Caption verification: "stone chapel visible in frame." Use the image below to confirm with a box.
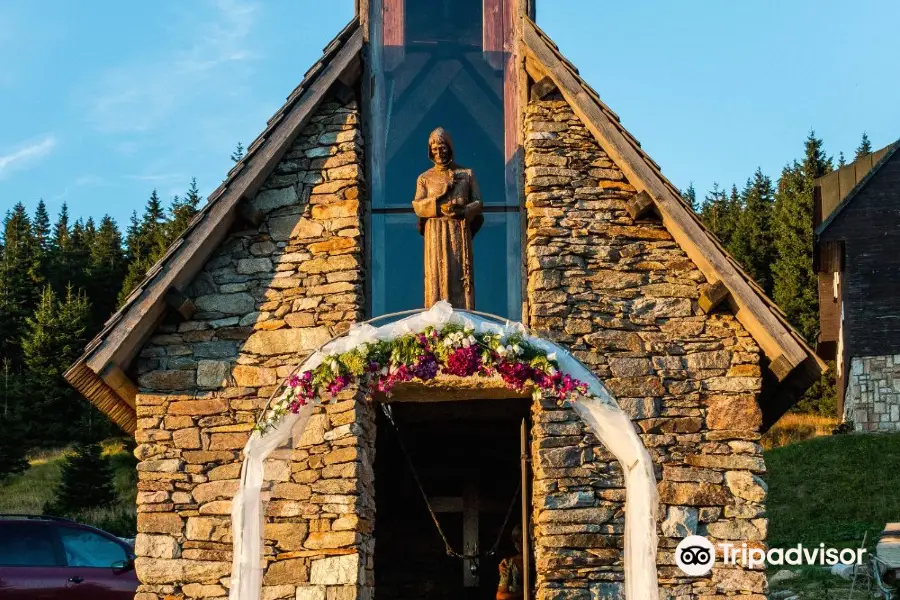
[65,2,826,600]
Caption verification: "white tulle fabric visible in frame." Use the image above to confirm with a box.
[229,301,659,600]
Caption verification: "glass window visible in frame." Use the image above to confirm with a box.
[59,527,127,568]
[370,0,522,320]
[0,522,61,566]
[371,212,521,318]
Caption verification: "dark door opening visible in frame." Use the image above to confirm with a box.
[374,399,532,600]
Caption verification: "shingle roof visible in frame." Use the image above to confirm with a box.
[64,18,363,433]
[522,18,826,427]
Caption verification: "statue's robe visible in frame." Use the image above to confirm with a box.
[412,164,483,310]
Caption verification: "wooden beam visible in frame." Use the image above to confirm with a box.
[164,287,196,320]
[698,280,730,314]
[769,354,795,382]
[530,75,558,101]
[99,363,137,410]
[522,20,813,371]
[86,28,363,374]
[626,190,655,220]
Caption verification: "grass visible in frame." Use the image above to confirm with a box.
[761,412,839,450]
[0,438,138,537]
[763,431,900,599]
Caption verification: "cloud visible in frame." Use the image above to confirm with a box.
[0,135,56,178]
[81,0,260,134]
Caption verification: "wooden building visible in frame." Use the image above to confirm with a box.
[65,2,825,599]
[814,142,900,431]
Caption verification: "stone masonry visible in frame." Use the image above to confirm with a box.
[128,91,773,600]
[845,355,900,431]
[132,95,377,600]
[524,94,769,600]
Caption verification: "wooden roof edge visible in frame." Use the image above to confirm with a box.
[65,22,364,425]
[64,361,137,435]
[815,140,900,236]
[522,18,826,393]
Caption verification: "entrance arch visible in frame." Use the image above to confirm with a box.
[229,302,659,600]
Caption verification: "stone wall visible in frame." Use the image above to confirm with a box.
[524,95,768,600]
[132,95,376,600]
[845,355,900,431]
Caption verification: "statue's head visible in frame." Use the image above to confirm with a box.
[428,128,454,166]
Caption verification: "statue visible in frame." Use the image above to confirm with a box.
[413,128,484,310]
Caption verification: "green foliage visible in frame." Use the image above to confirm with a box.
[231,141,245,163]
[729,169,775,294]
[22,285,96,445]
[772,132,832,342]
[45,442,117,516]
[0,414,30,482]
[793,361,837,416]
[0,203,43,367]
[680,182,698,211]
[699,182,739,247]
[854,131,873,160]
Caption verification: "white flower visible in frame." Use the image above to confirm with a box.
[497,346,508,356]
[547,352,557,362]
[380,367,389,376]
[512,344,522,356]
[467,335,476,345]
[462,339,471,348]
[330,360,340,374]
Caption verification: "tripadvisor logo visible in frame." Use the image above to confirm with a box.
[675,535,867,576]
[675,536,716,576]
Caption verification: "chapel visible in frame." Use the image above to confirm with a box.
[65,2,826,599]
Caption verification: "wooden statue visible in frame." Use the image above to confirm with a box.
[413,128,484,310]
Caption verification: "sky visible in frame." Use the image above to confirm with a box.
[1,0,899,229]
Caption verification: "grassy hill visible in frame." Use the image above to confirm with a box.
[0,439,137,537]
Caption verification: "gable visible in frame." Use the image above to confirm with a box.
[818,147,900,241]
[520,18,825,426]
[815,142,898,237]
[64,19,363,433]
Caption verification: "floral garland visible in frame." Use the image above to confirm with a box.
[257,323,588,433]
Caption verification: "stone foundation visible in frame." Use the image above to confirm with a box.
[525,94,768,600]
[845,355,900,431]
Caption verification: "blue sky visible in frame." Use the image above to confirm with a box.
[1,0,898,228]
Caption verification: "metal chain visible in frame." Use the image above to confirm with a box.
[380,403,521,560]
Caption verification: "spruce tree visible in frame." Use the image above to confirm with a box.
[87,216,126,325]
[49,203,73,293]
[231,141,245,163]
[730,169,775,294]
[33,200,51,256]
[681,182,698,211]
[700,182,738,247]
[45,442,117,515]
[0,203,42,368]
[772,132,832,341]
[119,190,169,305]
[837,151,846,168]
[166,178,201,244]
[0,411,29,482]
[855,132,873,160]
[21,285,93,444]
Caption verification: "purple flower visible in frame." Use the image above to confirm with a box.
[327,375,349,397]
[288,375,301,388]
[413,354,439,381]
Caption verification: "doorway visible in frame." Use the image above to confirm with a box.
[373,398,532,600]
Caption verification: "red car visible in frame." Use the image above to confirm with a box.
[0,515,137,599]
